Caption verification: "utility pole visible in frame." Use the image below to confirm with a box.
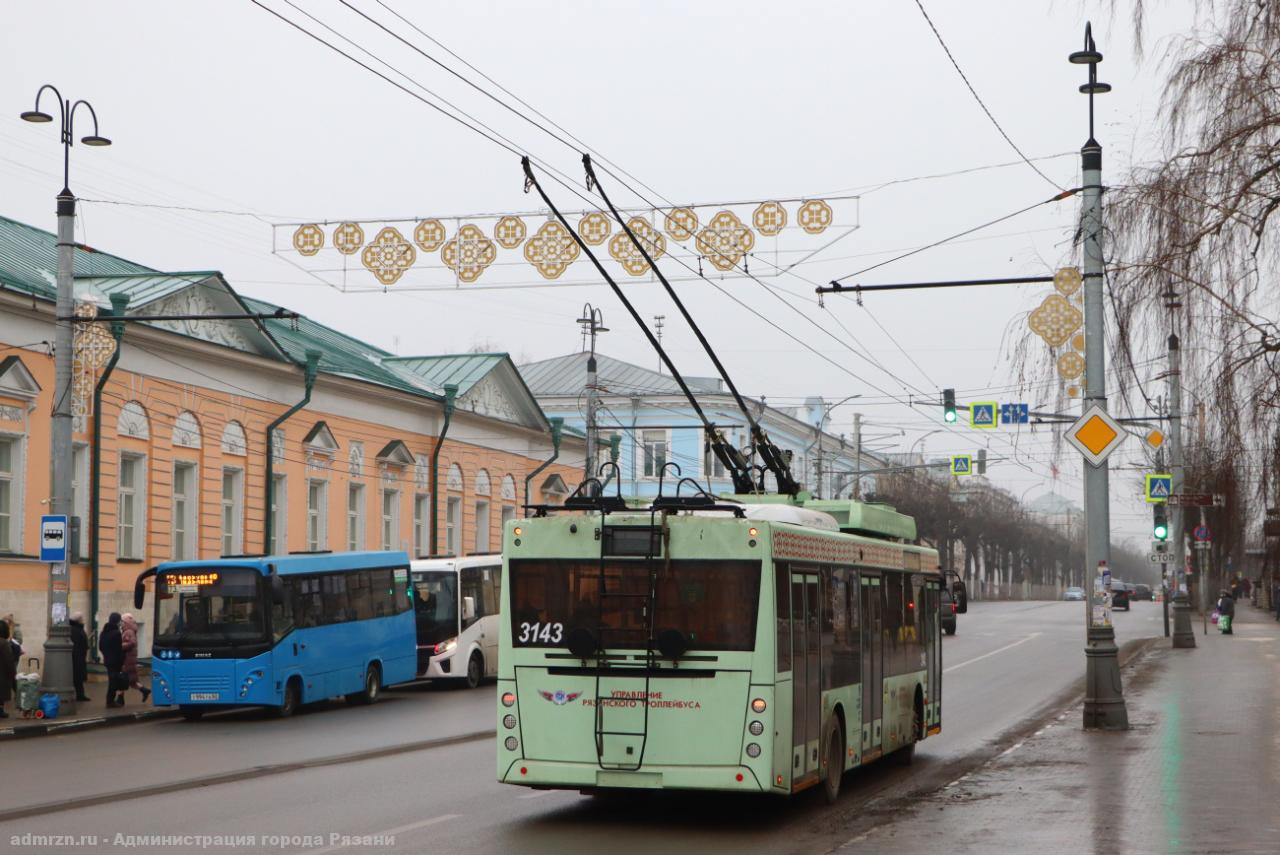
[852,412,863,500]
[21,86,111,711]
[1168,318,1195,647]
[1070,25,1128,730]
[579,304,608,487]
[653,315,665,374]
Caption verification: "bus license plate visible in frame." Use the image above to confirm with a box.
[189,693,219,700]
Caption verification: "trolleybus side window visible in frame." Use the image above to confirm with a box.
[830,566,860,687]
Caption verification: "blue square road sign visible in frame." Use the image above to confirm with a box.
[40,514,68,562]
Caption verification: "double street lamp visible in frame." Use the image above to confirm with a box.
[21,85,112,710]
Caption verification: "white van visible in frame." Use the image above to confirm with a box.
[410,556,501,688]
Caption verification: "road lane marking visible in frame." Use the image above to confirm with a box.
[943,632,1042,674]
[517,789,559,799]
[303,814,461,855]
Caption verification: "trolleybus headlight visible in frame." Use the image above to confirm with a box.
[751,698,767,713]
[749,720,764,736]
[503,715,517,730]
[748,527,758,537]
[513,526,522,536]
[746,743,762,758]
[501,692,516,707]
[504,737,519,751]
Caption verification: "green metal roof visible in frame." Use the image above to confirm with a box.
[73,271,223,306]
[242,297,443,400]
[383,353,507,396]
[0,214,156,300]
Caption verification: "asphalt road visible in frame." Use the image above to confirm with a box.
[0,600,1164,854]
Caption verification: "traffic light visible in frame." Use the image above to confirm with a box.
[1153,503,1169,541]
[977,449,987,475]
[943,388,957,423]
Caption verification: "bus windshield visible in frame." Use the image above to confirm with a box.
[413,571,459,646]
[508,559,760,651]
[155,567,267,647]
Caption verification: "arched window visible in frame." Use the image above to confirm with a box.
[221,420,247,456]
[500,474,516,501]
[173,411,202,449]
[475,469,491,496]
[447,463,464,491]
[118,401,150,440]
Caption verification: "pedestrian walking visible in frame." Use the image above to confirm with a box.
[98,612,124,708]
[3,613,22,647]
[69,612,90,702]
[1217,590,1236,635]
[119,613,150,704]
[0,619,15,718]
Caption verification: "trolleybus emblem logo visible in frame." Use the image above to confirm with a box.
[539,689,582,706]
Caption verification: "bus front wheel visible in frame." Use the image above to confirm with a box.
[349,664,381,705]
[465,653,483,689]
[276,679,300,718]
[823,718,845,804]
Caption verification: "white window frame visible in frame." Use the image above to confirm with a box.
[641,429,669,479]
[446,496,461,556]
[269,473,287,554]
[382,488,400,551]
[0,433,24,554]
[307,479,328,552]
[413,493,430,557]
[500,505,515,536]
[71,443,88,561]
[117,452,147,560]
[221,467,244,557]
[474,499,490,554]
[172,460,199,561]
[347,482,366,551]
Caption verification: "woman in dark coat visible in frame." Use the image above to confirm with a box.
[98,612,124,708]
[69,612,90,702]
[0,619,16,718]
[1217,590,1236,635]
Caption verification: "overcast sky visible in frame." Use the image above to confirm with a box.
[2,1,1197,545]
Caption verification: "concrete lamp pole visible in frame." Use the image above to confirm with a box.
[1070,24,1128,730]
[21,85,112,711]
[578,304,608,490]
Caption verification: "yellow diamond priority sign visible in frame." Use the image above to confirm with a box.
[1066,404,1125,467]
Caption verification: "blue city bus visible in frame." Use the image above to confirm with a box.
[133,551,416,719]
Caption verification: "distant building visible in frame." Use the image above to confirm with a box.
[519,351,878,498]
[0,214,582,657]
[1026,492,1085,541]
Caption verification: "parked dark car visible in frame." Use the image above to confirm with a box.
[940,588,958,635]
[1110,582,1131,611]
[1131,584,1153,602]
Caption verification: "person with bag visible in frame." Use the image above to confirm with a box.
[0,619,16,719]
[119,613,150,704]
[1217,590,1236,635]
[98,612,124,708]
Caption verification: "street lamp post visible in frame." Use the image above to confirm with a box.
[815,394,861,498]
[578,305,608,488]
[21,85,112,711]
[1070,25,1128,730]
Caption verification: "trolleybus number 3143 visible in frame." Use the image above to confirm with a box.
[518,622,564,643]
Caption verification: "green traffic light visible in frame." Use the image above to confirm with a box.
[1154,524,1168,540]
[944,411,957,423]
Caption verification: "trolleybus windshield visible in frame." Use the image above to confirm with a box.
[508,559,760,651]
[155,567,266,646]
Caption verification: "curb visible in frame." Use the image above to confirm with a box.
[0,707,180,741]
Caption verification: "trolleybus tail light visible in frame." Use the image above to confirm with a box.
[745,743,762,758]
[503,715,517,729]
[749,720,764,736]
[520,767,528,776]
[735,773,744,782]
[505,737,519,751]
[502,692,516,707]
[751,698,767,713]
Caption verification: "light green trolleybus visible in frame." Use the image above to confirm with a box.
[496,486,965,802]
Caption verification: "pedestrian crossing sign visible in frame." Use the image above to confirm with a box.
[1146,474,1172,504]
[951,454,973,476]
[970,402,998,429]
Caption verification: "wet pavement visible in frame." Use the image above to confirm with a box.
[837,603,1280,854]
[1,672,175,739]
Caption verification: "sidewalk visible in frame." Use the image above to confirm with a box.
[1,671,176,740]
[840,603,1280,855]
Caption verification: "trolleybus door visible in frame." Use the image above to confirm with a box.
[926,582,942,730]
[860,573,882,756]
[790,569,822,780]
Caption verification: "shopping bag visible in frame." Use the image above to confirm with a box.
[1219,615,1232,633]
[1211,609,1220,624]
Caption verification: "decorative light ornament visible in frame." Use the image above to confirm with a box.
[577,212,612,246]
[1054,266,1083,296]
[414,218,447,252]
[753,201,787,236]
[493,216,527,249]
[333,222,365,255]
[797,199,833,234]
[360,226,416,286]
[696,210,755,272]
[523,221,579,280]
[664,207,699,242]
[609,217,666,276]
[441,224,497,283]
[1028,294,1083,347]
[292,224,324,256]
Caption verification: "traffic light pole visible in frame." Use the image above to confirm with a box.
[1169,331,1195,647]
[1072,25,1128,730]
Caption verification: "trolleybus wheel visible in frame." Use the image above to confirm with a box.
[276,679,300,718]
[465,652,483,689]
[823,719,845,804]
[349,663,381,704]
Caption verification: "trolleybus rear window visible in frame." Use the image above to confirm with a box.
[509,559,760,651]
